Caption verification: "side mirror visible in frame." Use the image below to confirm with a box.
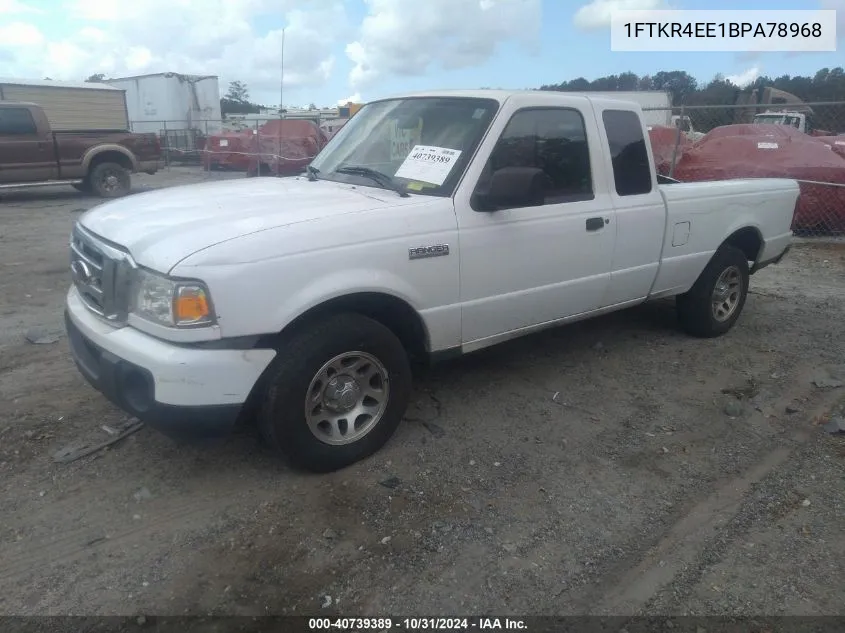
[473,166,550,211]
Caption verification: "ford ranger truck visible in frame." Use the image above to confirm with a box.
[64,90,797,472]
[0,101,161,198]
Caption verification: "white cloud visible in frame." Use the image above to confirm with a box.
[0,0,41,13]
[345,0,541,90]
[0,21,43,47]
[726,66,761,87]
[820,0,844,37]
[573,0,668,30]
[0,0,348,105]
[337,93,362,106]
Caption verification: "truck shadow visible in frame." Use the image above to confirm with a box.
[415,298,680,382]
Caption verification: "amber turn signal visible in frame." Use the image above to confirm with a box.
[174,286,211,324]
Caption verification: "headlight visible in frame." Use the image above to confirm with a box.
[131,268,215,328]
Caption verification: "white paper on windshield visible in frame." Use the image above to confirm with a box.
[836,141,845,146]
[757,142,778,149]
[394,145,463,186]
[219,139,229,147]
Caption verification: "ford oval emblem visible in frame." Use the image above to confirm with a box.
[71,260,93,283]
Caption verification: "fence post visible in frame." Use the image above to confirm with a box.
[162,120,170,170]
[669,105,684,178]
[204,120,210,175]
[252,120,259,178]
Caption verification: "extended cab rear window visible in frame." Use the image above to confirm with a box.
[0,108,37,135]
[602,109,652,197]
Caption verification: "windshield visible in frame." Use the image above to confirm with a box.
[755,114,802,129]
[755,115,786,125]
[309,97,499,196]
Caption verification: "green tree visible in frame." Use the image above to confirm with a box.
[536,67,845,133]
[650,70,698,104]
[220,80,261,116]
[224,80,250,103]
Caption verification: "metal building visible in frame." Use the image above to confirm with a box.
[0,77,128,130]
[105,72,223,158]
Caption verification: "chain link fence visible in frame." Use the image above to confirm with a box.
[643,102,845,237]
[134,103,845,237]
[129,116,340,176]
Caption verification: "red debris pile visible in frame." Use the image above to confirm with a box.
[202,130,255,171]
[202,119,328,175]
[647,125,692,175]
[696,123,807,144]
[255,119,327,175]
[673,129,845,233]
[815,136,845,159]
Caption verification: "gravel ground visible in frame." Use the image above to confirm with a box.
[0,167,843,617]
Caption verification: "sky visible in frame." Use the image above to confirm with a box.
[0,0,842,108]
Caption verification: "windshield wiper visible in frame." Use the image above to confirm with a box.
[305,164,319,181]
[334,165,409,197]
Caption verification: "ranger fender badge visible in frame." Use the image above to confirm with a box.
[409,244,450,260]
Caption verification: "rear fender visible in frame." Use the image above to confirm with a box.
[81,145,138,172]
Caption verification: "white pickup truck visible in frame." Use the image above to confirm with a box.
[65,90,798,472]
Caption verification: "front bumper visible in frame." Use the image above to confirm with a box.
[65,287,276,440]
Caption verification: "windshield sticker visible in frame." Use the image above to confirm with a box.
[406,181,438,191]
[218,139,229,147]
[757,142,779,149]
[394,145,463,186]
[472,108,486,119]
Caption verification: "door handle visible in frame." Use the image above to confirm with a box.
[585,217,606,231]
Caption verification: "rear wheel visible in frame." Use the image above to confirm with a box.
[257,313,412,473]
[89,162,131,198]
[676,244,750,338]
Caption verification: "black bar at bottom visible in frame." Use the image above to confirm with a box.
[1,616,844,633]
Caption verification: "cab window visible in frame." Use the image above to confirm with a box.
[602,109,652,197]
[0,108,37,135]
[478,107,594,206]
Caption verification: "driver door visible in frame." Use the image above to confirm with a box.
[454,102,617,347]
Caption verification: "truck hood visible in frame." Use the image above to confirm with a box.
[79,177,421,272]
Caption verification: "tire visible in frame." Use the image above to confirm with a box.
[88,162,131,198]
[257,313,412,473]
[676,244,750,338]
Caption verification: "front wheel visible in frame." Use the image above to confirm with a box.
[676,244,750,338]
[257,313,412,472]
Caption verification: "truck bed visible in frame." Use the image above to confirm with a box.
[52,129,161,177]
[650,178,798,298]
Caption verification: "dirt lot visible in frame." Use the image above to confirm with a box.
[1,167,844,617]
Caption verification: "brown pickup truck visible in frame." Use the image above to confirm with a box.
[0,101,162,198]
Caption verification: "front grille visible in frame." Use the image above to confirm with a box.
[70,224,134,324]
